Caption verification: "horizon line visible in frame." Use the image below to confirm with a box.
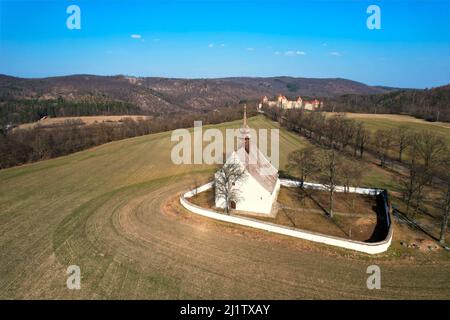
[1,72,443,90]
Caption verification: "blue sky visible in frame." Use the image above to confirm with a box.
[0,0,449,88]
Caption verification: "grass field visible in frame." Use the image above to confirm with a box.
[16,115,152,130]
[325,112,450,145]
[191,187,379,242]
[0,115,449,299]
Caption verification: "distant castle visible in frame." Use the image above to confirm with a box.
[261,95,323,111]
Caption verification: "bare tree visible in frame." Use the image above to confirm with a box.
[393,126,411,162]
[214,162,247,214]
[373,129,394,168]
[400,133,447,218]
[340,159,364,193]
[439,176,450,246]
[317,149,343,218]
[400,145,432,216]
[335,157,364,217]
[324,115,340,148]
[337,118,356,151]
[439,154,450,245]
[354,122,369,158]
[306,112,326,142]
[192,177,201,197]
[287,146,319,187]
[412,130,447,170]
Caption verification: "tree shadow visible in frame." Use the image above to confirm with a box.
[295,187,350,237]
[392,207,439,241]
[279,206,298,228]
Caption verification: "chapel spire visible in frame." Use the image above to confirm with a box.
[241,104,250,154]
[243,104,248,129]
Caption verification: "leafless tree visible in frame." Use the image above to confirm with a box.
[317,148,343,218]
[412,130,447,170]
[0,104,250,169]
[344,120,357,150]
[324,115,340,148]
[393,126,411,162]
[214,162,247,214]
[340,158,364,193]
[439,177,450,246]
[336,117,356,151]
[192,177,201,197]
[400,145,432,216]
[287,146,319,187]
[400,132,447,218]
[439,153,450,245]
[354,122,369,158]
[306,112,326,142]
[373,129,394,168]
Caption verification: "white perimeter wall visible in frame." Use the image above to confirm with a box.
[280,179,384,195]
[181,180,393,255]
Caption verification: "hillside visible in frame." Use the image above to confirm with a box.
[141,76,395,108]
[0,115,449,299]
[324,85,450,122]
[0,74,397,126]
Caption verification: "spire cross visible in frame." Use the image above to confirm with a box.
[243,104,248,128]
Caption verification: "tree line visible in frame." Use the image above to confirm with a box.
[322,86,450,123]
[0,97,144,127]
[265,107,450,245]
[0,104,254,170]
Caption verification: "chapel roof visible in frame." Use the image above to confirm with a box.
[233,145,278,193]
[226,104,279,193]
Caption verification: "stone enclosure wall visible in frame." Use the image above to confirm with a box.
[180,179,393,255]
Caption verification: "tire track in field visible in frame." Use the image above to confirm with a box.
[49,173,450,299]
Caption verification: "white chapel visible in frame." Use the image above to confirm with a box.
[215,106,280,215]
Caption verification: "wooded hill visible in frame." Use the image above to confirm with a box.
[323,85,450,122]
[0,74,397,126]
[1,74,448,126]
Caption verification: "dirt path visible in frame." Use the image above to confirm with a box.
[1,116,449,299]
[46,178,450,299]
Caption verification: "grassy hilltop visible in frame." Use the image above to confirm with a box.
[0,115,449,299]
[325,112,450,145]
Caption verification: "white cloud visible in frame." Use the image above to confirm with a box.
[330,51,342,56]
[246,47,254,51]
[131,34,142,39]
[209,43,227,49]
[285,50,306,56]
[274,51,281,55]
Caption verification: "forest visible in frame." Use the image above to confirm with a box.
[0,104,253,169]
[264,107,450,244]
[323,85,450,122]
[0,97,144,127]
